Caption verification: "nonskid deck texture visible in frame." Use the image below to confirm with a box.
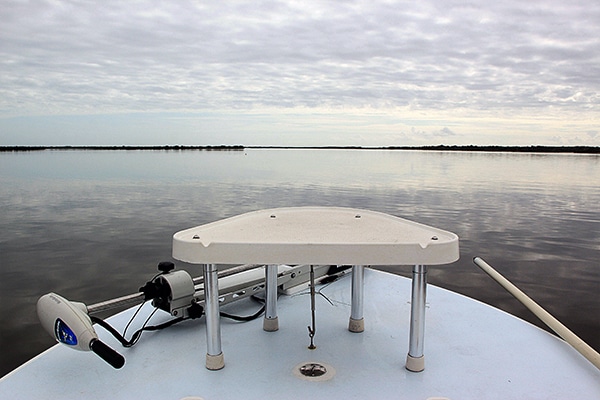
[2,269,599,399]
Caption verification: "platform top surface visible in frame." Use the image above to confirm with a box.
[172,207,459,265]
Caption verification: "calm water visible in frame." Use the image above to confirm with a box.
[1,149,599,377]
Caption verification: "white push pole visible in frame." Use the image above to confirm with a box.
[473,257,600,371]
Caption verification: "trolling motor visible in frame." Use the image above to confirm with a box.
[36,261,201,369]
[37,293,126,369]
[37,261,348,369]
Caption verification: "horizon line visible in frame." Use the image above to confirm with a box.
[1,144,599,154]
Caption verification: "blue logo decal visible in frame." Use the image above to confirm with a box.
[54,318,78,346]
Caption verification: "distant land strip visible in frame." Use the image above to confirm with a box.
[1,145,599,154]
[0,145,245,152]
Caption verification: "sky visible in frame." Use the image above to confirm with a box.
[1,0,599,146]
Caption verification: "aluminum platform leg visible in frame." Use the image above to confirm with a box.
[203,263,224,370]
[348,265,365,332]
[406,264,427,372]
[263,264,279,331]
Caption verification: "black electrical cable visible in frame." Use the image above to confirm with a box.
[220,294,266,322]
[221,304,265,322]
[91,308,183,348]
[91,295,266,347]
[122,300,146,339]
[125,307,160,347]
[90,316,132,347]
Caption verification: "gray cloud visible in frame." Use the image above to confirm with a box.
[0,0,599,145]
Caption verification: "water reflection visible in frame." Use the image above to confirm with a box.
[0,149,598,376]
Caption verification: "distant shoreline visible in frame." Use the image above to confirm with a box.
[1,144,599,154]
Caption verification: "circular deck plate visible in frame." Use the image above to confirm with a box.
[293,361,336,382]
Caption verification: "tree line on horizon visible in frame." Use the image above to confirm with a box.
[1,144,599,153]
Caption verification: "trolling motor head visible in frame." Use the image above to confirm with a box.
[37,293,125,369]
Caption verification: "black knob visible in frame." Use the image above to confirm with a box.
[157,261,175,273]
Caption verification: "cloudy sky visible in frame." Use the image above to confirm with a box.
[1,0,599,146]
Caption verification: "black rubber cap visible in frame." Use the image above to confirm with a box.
[90,339,125,369]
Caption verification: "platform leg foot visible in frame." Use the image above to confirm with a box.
[348,317,364,333]
[405,354,424,372]
[263,316,279,332]
[206,352,225,370]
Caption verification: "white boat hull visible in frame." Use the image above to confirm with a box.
[2,269,599,399]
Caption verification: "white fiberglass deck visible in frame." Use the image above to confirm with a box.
[2,269,599,399]
[173,207,459,265]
